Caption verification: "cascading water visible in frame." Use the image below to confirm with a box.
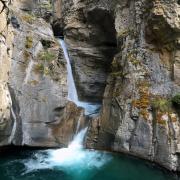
[0,40,177,180]
[58,39,101,116]
[21,39,111,179]
[58,39,78,102]
[23,128,112,180]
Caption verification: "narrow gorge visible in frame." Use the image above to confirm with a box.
[0,0,180,179]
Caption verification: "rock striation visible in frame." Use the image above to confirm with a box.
[0,0,180,173]
[0,0,14,145]
[59,0,180,171]
[0,0,86,147]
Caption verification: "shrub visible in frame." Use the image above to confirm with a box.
[21,13,36,24]
[41,39,53,49]
[172,93,180,107]
[23,50,31,61]
[40,1,52,11]
[151,98,171,112]
[33,63,44,73]
[38,50,56,62]
[25,36,33,49]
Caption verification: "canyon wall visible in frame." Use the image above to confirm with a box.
[0,0,86,147]
[59,0,180,171]
[0,0,180,173]
[0,0,13,145]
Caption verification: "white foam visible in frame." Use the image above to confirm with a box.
[23,128,112,177]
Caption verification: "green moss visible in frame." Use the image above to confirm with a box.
[38,50,56,62]
[172,93,180,106]
[117,27,136,40]
[33,63,44,73]
[23,50,31,61]
[111,57,120,71]
[39,1,52,10]
[111,71,128,78]
[151,97,179,125]
[44,67,50,75]
[25,36,33,49]
[126,51,141,67]
[21,13,36,24]
[151,98,171,112]
[117,29,129,39]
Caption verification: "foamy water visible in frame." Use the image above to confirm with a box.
[23,128,112,179]
[22,40,109,179]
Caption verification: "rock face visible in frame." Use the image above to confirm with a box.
[0,0,180,173]
[0,0,13,145]
[59,0,180,171]
[0,0,86,147]
[61,0,117,102]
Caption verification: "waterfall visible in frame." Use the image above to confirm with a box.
[58,39,79,102]
[58,39,101,116]
[9,107,17,143]
[22,39,111,178]
[23,128,112,178]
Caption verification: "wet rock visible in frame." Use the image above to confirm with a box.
[61,0,117,102]
[0,0,87,147]
[68,0,180,172]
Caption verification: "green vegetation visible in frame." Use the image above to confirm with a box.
[111,71,128,78]
[25,36,33,49]
[126,51,141,67]
[34,49,56,75]
[111,57,120,71]
[151,98,171,112]
[117,29,129,39]
[33,63,51,75]
[23,50,31,61]
[151,97,173,126]
[24,36,33,61]
[117,27,136,40]
[33,63,44,73]
[38,50,56,62]
[172,93,180,107]
[21,13,36,24]
[44,67,50,75]
[39,1,52,11]
[41,39,53,49]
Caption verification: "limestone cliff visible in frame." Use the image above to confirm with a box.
[0,0,13,145]
[0,0,86,147]
[0,0,180,173]
[58,0,180,171]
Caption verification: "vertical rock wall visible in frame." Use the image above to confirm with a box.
[58,0,180,171]
[0,0,87,147]
[0,0,14,145]
[86,0,180,171]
